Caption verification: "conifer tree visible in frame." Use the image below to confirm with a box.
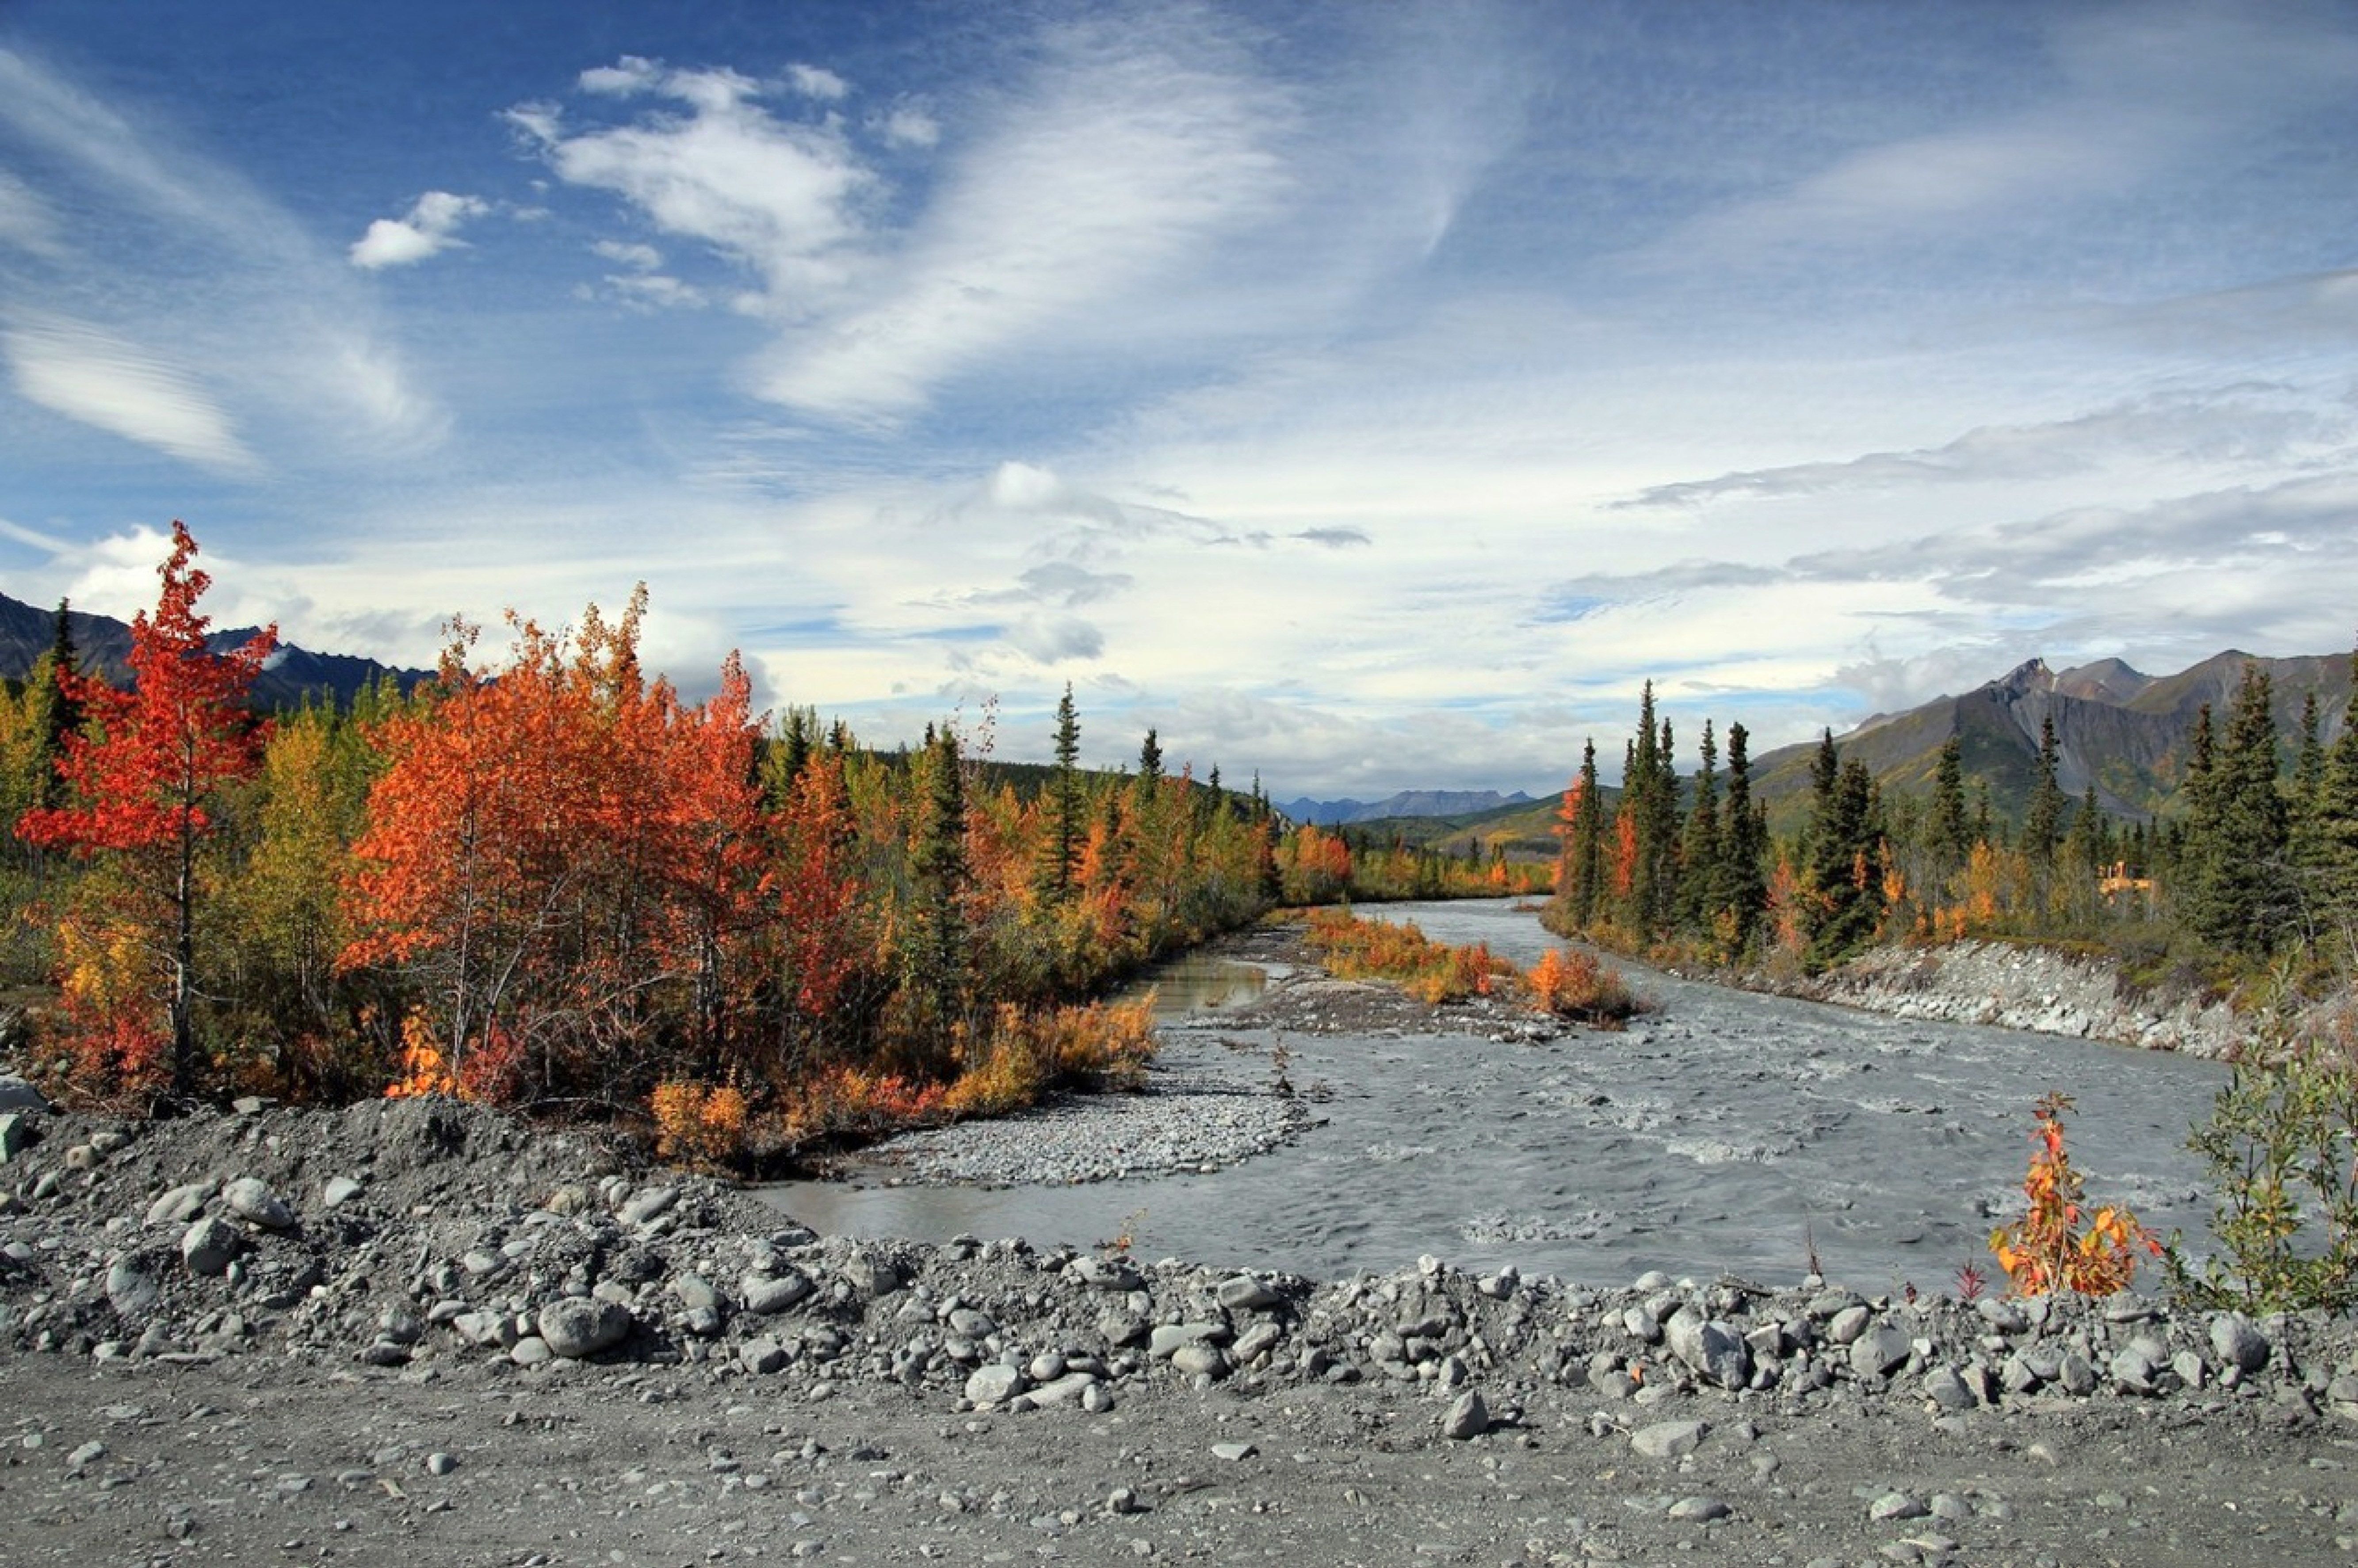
[1715,721,1766,954]
[2182,666,2293,955]
[1035,684,1083,905]
[1677,720,1720,935]
[1557,738,1604,929]
[2024,713,2065,866]
[31,599,82,813]
[1929,733,1971,874]
[1804,749,1884,970]
[2314,644,2358,948]
[905,728,973,1065]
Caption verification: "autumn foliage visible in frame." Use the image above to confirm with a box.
[15,522,274,1102]
[1302,907,1511,1004]
[0,527,1295,1156]
[1523,946,1642,1026]
[1988,1091,2162,1297]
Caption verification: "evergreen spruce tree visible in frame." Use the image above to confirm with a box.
[1676,719,1720,936]
[1563,738,1604,929]
[2184,667,2294,955]
[1805,751,1884,970]
[1929,733,1971,874]
[1716,722,1767,955]
[906,729,973,1063]
[1035,684,1084,905]
[2023,712,2066,866]
[30,599,82,813]
[2064,785,2106,876]
[2314,645,2358,948]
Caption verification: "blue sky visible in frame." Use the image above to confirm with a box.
[2,1,2354,797]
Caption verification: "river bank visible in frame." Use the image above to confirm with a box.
[2,908,2350,1563]
[3,1091,2358,1565]
[1774,940,2255,1061]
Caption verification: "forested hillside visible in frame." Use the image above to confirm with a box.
[1548,657,2358,987]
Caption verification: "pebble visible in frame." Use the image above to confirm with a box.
[1632,1420,1706,1460]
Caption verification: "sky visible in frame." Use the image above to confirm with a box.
[1,0,2354,799]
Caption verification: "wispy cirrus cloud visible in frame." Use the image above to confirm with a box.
[0,46,443,460]
[752,15,1295,422]
[1617,385,2354,509]
[4,315,257,472]
[0,168,64,257]
[1653,5,2358,275]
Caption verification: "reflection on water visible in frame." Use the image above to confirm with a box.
[1115,953,1273,1019]
[763,900,2230,1286]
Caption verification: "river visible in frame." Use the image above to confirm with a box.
[764,900,2230,1288]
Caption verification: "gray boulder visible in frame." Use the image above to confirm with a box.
[1631,1419,1707,1460]
[2210,1312,2270,1375]
[221,1177,295,1230]
[1441,1390,1490,1440]
[740,1272,813,1315]
[0,1074,45,1112]
[966,1363,1025,1405]
[1667,1316,1752,1390]
[180,1216,242,1278]
[537,1297,632,1359]
[1847,1325,1912,1379]
[1216,1274,1282,1312]
[107,1259,161,1318]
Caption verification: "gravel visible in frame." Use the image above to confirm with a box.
[850,1062,1314,1185]
[3,950,2357,1562]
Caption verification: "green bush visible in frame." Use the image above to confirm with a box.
[2168,990,2358,1312]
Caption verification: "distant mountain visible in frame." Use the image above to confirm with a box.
[1280,789,1535,825]
[0,591,427,711]
[1754,650,2354,825]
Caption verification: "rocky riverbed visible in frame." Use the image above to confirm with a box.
[3,1072,2358,1564]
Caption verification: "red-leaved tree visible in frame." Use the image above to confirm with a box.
[17,522,275,1103]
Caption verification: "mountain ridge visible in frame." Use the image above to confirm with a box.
[1278,789,1536,825]
[0,590,426,710]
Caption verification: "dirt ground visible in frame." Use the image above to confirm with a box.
[5,1340,2355,1568]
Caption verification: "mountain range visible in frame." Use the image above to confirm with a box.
[1749,650,2354,824]
[2,580,2338,837]
[0,591,424,710]
[1278,789,1535,825]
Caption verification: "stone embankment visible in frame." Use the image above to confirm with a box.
[1793,940,2252,1059]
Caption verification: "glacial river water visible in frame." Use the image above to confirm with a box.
[766,900,2231,1288]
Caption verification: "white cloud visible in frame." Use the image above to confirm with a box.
[875,103,940,149]
[592,238,662,270]
[753,18,1292,421]
[0,48,442,454]
[349,190,490,269]
[788,64,849,102]
[4,314,258,472]
[511,61,873,307]
[608,272,708,310]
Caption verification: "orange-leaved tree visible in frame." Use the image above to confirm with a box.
[341,590,775,1106]
[16,522,275,1103]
